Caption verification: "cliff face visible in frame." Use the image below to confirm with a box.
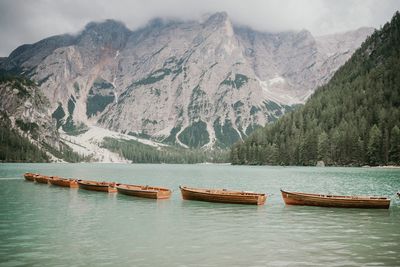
[0,13,373,148]
[0,76,60,159]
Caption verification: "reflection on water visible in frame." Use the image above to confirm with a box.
[0,163,399,266]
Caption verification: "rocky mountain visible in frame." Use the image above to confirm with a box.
[0,76,58,146]
[0,12,374,149]
[0,75,70,162]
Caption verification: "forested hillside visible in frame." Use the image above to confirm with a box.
[230,12,400,166]
[0,113,50,162]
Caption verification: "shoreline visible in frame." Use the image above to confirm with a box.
[370,165,400,169]
[1,161,400,168]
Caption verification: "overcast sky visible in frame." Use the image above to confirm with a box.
[0,0,399,57]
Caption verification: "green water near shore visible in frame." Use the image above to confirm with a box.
[0,164,399,266]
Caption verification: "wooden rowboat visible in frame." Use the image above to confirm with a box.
[116,184,171,199]
[48,176,78,188]
[24,172,37,181]
[34,174,50,184]
[280,189,390,209]
[77,180,117,193]
[179,186,266,205]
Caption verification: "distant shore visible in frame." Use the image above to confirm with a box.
[1,162,400,168]
[370,165,400,169]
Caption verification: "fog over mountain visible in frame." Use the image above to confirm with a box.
[0,0,399,56]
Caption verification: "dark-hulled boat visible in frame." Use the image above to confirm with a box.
[280,189,390,209]
[179,186,266,205]
[77,180,117,193]
[24,173,37,181]
[34,174,50,184]
[48,176,78,188]
[116,184,171,199]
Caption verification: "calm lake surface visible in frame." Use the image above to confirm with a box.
[0,164,399,267]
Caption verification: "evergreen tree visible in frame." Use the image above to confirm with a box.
[389,125,400,164]
[317,131,330,163]
[367,125,382,165]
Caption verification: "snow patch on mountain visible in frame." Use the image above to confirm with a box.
[257,77,298,105]
[268,76,285,86]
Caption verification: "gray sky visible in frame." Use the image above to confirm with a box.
[0,0,399,57]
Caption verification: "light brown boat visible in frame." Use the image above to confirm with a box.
[280,189,390,209]
[48,176,78,188]
[24,173,37,181]
[34,174,50,184]
[77,180,117,193]
[116,184,171,199]
[179,186,266,205]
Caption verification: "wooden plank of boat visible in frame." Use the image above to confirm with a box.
[280,189,390,209]
[48,176,78,188]
[77,180,117,193]
[23,172,37,181]
[116,184,171,199]
[34,174,50,184]
[179,186,266,205]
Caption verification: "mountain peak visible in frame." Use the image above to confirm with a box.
[78,19,131,50]
[204,12,229,26]
[83,19,129,32]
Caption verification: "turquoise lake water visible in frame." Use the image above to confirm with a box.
[0,163,399,266]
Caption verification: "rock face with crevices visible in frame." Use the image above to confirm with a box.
[0,78,60,152]
[0,12,373,148]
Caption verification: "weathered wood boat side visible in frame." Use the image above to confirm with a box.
[24,173,37,181]
[48,176,78,188]
[77,180,117,193]
[280,189,390,209]
[179,186,266,205]
[116,184,171,199]
[34,174,50,184]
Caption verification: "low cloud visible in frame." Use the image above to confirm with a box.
[0,0,399,56]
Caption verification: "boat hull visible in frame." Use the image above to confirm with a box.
[34,175,50,184]
[281,190,390,209]
[49,177,78,188]
[24,173,36,181]
[116,185,171,199]
[180,186,266,205]
[77,180,117,193]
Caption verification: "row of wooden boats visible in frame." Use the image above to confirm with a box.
[24,173,395,209]
[23,173,171,199]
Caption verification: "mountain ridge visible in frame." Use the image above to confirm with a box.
[0,12,374,151]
